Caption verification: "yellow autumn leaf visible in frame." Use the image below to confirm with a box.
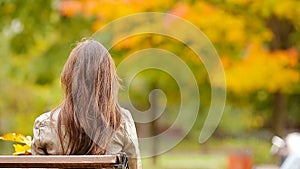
[0,132,32,146]
[12,144,31,155]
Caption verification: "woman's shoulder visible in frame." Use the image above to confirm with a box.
[120,108,134,123]
[34,112,51,128]
[32,109,62,155]
[34,109,60,129]
[119,108,138,139]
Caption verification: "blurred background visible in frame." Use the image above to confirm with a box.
[0,0,299,168]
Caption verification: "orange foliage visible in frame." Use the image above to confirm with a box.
[59,0,82,17]
[225,45,299,93]
[184,1,249,46]
[168,2,189,18]
[58,0,300,94]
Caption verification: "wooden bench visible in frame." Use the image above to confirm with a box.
[0,153,129,168]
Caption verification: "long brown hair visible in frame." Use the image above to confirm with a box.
[56,39,122,155]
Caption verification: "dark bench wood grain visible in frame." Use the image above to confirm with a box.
[0,154,129,168]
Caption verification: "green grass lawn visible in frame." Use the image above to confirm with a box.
[142,152,227,169]
[141,137,274,169]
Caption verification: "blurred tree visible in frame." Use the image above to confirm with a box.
[0,0,93,138]
[267,15,298,136]
[59,0,300,136]
[204,0,300,136]
[0,0,299,156]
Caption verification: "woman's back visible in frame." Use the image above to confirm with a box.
[31,39,142,169]
[32,108,141,169]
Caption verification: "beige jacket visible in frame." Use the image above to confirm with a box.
[31,108,142,169]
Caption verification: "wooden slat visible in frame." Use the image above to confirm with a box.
[0,155,118,168]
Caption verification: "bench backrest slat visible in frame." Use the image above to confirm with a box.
[0,155,120,168]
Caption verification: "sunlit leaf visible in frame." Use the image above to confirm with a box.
[0,133,32,146]
[12,144,31,155]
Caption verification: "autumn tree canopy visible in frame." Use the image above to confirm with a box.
[0,0,299,142]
